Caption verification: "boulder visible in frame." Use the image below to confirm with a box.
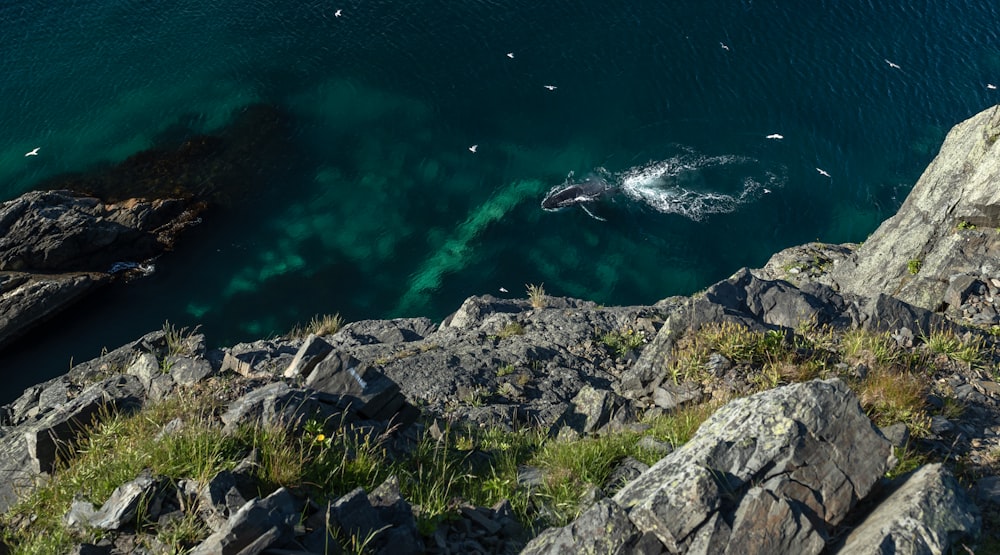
[838,463,980,554]
[520,499,645,555]
[613,379,892,553]
[188,487,300,555]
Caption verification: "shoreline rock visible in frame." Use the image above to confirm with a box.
[3,104,1000,552]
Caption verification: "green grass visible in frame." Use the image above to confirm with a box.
[600,327,646,359]
[921,327,986,368]
[907,258,922,275]
[496,321,525,339]
[1,380,724,553]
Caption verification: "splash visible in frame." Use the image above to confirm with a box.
[614,150,785,221]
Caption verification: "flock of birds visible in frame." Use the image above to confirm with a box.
[18,8,1000,189]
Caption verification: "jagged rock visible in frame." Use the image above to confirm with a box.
[0,189,205,351]
[283,333,334,379]
[305,351,404,421]
[166,355,214,386]
[652,381,702,411]
[220,382,350,433]
[880,422,911,448]
[613,379,892,553]
[189,487,300,555]
[90,471,158,530]
[221,337,300,378]
[725,487,826,554]
[304,481,421,555]
[126,352,161,390]
[520,499,644,555]
[553,385,635,437]
[0,271,110,351]
[338,317,438,345]
[839,463,980,553]
[830,104,1000,315]
[442,295,535,329]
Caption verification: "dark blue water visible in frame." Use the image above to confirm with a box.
[1,0,998,400]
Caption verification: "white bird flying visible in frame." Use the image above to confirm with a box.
[499,287,509,293]
[988,84,998,90]
[766,133,783,140]
[469,144,478,153]
[884,59,901,69]
[543,85,557,91]
[334,9,342,17]
[24,147,39,157]
[506,52,514,59]
[720,42,730,51]
[816,167,831,178]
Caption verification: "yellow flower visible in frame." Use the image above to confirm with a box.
[314,434,326,443]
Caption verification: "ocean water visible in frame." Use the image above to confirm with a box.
[0,0,998,400]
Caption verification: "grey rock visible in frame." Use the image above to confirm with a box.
[830,104,1000,314]
[0,271,109,352]
[167,355,214,386]
[724,488,826,554]
[305,351,402,420]
[338,317,437,345]
[554,385,634,437]
[126,352,161,390]
[613,379,891,552]
[282,333,334,379]
[604,457,650,495]
[520,498,648,555]
[189,487,300,555]
[220,382,350,433]
[880,422,911,448]
[0,189,203,351]
[652,381,702,411]
[88,471,158,530]
[839,463,980,553]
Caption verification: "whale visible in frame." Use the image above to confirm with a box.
[541,174,612,216]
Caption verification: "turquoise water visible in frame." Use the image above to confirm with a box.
[1,0,999,397]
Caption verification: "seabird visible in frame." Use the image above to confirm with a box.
[765,133,783,140]
[816,167,831,178]
[763,188,772,194]
[24,147,39,157]
[720,42,730,51]
[469,144,478,153]
[506,52,514,59]
[884,59,901,69]
[334,9,342,17]
[543,85,557,91]
[499,287,509,293]
[988,84,998,90]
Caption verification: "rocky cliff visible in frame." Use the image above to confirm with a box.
[2,105,1000,553]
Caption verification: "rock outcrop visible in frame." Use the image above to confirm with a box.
[5,105,1000,552]
[0,190,205,351]
[820,106,1000,324]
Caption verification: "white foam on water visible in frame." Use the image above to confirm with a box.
[616,151,785,221]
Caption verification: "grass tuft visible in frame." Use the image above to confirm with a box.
[526,283,547,309]
[290,313,345,339]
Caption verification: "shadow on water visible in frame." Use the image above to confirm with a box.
[0,102,316,404]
